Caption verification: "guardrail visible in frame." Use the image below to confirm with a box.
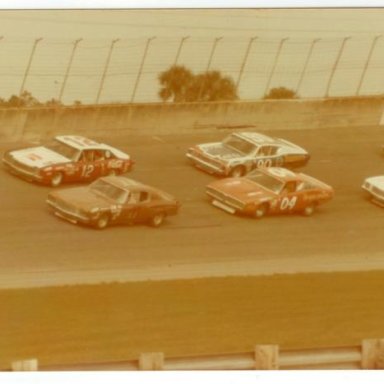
[9,338,384,371]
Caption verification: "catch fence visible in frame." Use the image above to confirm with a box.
[1,35,384,104]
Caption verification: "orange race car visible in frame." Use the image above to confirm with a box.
[47,176,180,229]
[206,167,334,218]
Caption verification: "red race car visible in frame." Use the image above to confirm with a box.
[47,176,180,229]
[2,135,133,186]
[206,167,334,218]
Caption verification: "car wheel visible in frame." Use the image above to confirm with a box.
[150,212,165,227]
[50,172,63,187]
[254,203,268,219]
[303,203,316,216]
[229,165,245,178]
[95,214,109,229]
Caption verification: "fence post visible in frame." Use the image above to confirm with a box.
[362,339,384,369]
[131,37,156,103]
[139,352,164,370]
[236,36,257,92]
[254,344,279,369]
[11,359,38,371]
[263,37,288,98]
[324,36,350,98]
[95,39,119,105]
[20,38,43,97]
[59,38,82,103]
[296,38,320,95]
[174,36,190,66]
[356,35,381,96]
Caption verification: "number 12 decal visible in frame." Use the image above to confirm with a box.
[280,196,297,210]
[82,164,95,177]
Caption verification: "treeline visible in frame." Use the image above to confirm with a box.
[0,91,82,108]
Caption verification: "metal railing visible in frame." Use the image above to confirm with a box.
[9,338,384,371]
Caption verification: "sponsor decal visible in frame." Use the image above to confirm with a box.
[109,159,123,169]
[27,153,43,161]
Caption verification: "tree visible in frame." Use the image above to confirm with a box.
[264,86,298,100]
[186,71,237,102]
[158,65,193,102]
[158,65,238,102]
[6,91,42,107]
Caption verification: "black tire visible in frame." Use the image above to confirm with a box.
[254,203,268,219]
[95,214,110,229]
[150,212,165,227]
[50,172,63,187]
[229,165,245,178]
[303,203,316,216]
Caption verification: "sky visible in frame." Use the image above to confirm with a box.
[1,7,384,104]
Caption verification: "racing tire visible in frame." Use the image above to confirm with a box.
[254,203,268,219]
[50,172,63,187]
[303,203,316,216]
[229,165,246,178]
[95,214,110,229]
[150,212,165,227]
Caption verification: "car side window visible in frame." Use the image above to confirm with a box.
[94,150,105,161]
[80,150,95,162]
[129,191,140,204]
[139,191,150,202]
[282,181,297,194]
[258,145,276,157]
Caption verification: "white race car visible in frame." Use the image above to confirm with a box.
[186,131,310,177]
[362,176,384,206]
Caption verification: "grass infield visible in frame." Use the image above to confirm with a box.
[1,270,384,369]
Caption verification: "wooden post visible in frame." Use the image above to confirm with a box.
[362,339,384,369]
[11,359,38,371]
[254,344,279,370]
[139,352,164,370]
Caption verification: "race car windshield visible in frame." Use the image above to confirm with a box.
[90,179,128,203]
[246,171,284,193]
[222,134,256,155]
[46,140,79,160]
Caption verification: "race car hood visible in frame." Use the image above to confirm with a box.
[10,146,71,169]
[275,138,309,155]
[196,142,243,161]
[49,187,114,212]
[208,177,276,204]
[364,175,384,190]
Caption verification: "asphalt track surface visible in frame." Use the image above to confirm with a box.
[1,126,384,288]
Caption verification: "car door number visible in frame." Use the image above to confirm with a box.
[82,164,95,178]
[280,196,297,210]
[256,158,272,168]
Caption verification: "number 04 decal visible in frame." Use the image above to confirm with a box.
[280,196,297,210]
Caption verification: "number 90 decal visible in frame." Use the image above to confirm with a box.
[256,158,272,168]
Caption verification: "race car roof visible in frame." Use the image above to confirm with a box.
[261,167,298,181]
[236,132,276,145]
[55,135,101,149]
[55,135,129,159]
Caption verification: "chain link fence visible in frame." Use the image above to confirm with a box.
[1,35,384,105]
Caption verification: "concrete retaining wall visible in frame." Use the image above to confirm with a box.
[0,97,383,142]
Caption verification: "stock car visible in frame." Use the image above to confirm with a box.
[186,131,310,177]
[206,167,334,218]
[47,176,180,229]
[362,175,384,206]
[2,135,133,187]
